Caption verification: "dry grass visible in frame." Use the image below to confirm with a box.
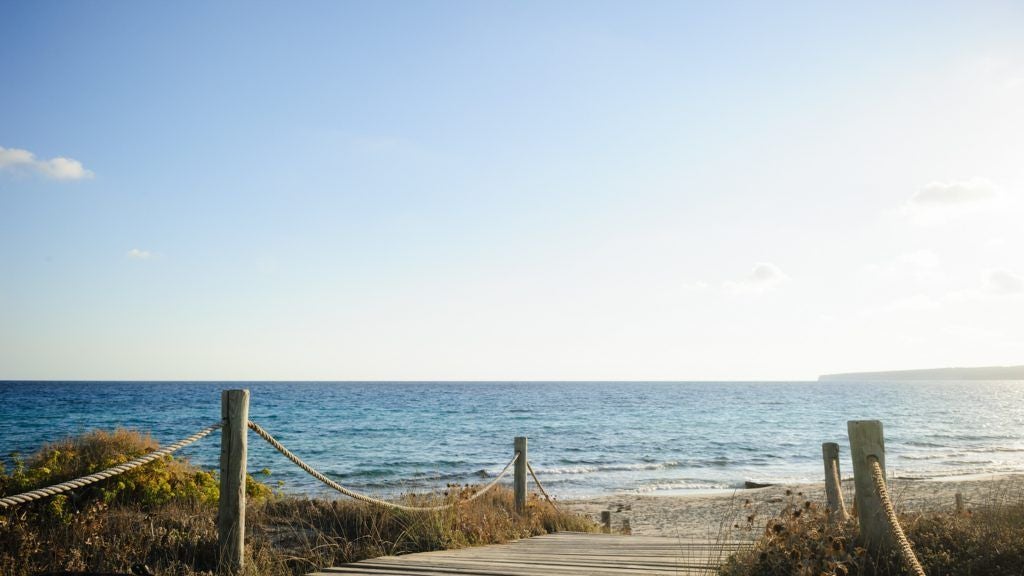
[0,429,596,576]
[719,488,1024,576]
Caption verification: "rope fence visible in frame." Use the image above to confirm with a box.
[527,461,559,512]
[0,392,935,576]
[828,458,849,522]
[868,456,927,576]
[0,388,565,574]
[0,421,223,509]
[247,419,518,512]
[0,418,553,515]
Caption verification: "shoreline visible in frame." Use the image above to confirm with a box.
[544,468,1024,501]
[561,473,1024,540]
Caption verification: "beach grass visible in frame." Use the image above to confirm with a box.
[718,485,1024,576]
[0,428,596,576]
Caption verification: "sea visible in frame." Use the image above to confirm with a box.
[2,381,1023,499]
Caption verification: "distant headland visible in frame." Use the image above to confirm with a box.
[818,365,1024,381]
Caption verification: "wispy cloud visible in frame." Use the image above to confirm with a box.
[901,178,997,224]
[866,268,1022,317]
[987,268,1024,295]
[910,178,995,207]
[126,248,154,260]
[0,145,94,181]
[725,262,789,294]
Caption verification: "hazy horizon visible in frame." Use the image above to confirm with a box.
[2,1,1022,381]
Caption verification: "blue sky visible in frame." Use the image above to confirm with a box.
[2,1,1023,380]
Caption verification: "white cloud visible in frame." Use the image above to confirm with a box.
[39,157,93,180]
[725,262,789,294]
[0,145,94,181]
[987,269,1024,295]
[901,178,998,224]
[126,249,153,260]
[866,270,1021,316]
[910,178,995,206]
[0,147,34,166]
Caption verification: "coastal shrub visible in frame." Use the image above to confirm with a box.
[719,492,862,576]
[0,499,220,576]
[0,429,596,575]
[0,486,594,575]
[719,489,1024,576]
[0,428,270,517]
[246,484,596,572]
[901,503,1024,575]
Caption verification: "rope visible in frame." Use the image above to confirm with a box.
[0,422,223,509]
[868,456,926,576]
[526,461,559,512]
[828,458,850,522]
[247,419,518,512]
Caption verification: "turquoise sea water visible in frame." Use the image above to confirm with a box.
[2,381,1023,498]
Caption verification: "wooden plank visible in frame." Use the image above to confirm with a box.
[363,559,722,573]
[311,533,747,576]
[371,554,722,567]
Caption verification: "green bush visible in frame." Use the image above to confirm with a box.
[0,429,593,575]
[0,428,269,517]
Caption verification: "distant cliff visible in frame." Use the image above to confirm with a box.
[818,365,1024,381]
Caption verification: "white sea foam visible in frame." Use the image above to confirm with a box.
[536,461,681,475]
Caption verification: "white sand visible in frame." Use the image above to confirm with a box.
[562,474,1024,541]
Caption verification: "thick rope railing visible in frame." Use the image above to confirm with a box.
[868,456,926,576]
[829,457,850,522]
[526,461,559,511]
[247,419,518,512]
[0,422,224,509]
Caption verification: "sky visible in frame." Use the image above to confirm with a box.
[1,1,1023,381]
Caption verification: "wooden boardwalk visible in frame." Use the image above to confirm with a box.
[310,532,750,575]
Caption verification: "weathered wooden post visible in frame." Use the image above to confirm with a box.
[848,420,890,554]
[601,510,612,533]
[514,436,527,514]
[219,389,249,573]
[955,492,965,515]
[822,442,850,523]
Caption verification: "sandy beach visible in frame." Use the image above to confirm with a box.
[563,474,1024,541]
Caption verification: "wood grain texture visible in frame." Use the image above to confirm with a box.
[848,419,889,553]
[513,437,527,514]
[309,532,750,575]
[218,389,249,573]
[822,442,849,524]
